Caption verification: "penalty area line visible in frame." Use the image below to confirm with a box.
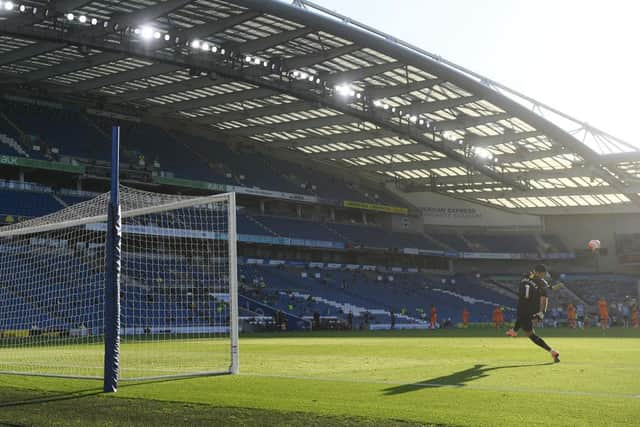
[241,373,640,400]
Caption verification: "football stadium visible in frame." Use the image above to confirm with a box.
[0,0,639,425]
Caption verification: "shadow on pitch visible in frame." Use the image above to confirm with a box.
[0,373,224,408]
[383,362,553,395]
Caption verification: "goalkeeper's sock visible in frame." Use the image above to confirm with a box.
[529,334,551,351]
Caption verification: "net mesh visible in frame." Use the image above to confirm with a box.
[0,186,235,379]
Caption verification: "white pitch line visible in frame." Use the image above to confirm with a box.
[241,372,640,400]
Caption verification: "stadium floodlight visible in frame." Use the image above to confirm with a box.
[473,146,494,160]
[211,45,218,53]
[140,25,153,40]
[383,104,389,110]
[19,4,25,12]
[409,115,418,123]
[253,57,261,65]
[4,1,14,10]
[66,12,74,20]
[153,31,161,39]
[334,84,354,97]
[220,48,226,55]
[292,70,300,78]
[78,14,86,23]
[164,34,170,41]
[91,17,98,25]
[133,28,140,34]
[373,100,382,107]
[245,55,252,62]
[190,40,200,49]
[419,119,425,125]
[201,42,209,51]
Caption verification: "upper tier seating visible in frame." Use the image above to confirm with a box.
[0,189,62,217]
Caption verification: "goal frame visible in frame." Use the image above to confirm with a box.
[0,127,239,390]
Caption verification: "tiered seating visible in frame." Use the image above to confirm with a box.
[428,232,471,251]
[465,233,538,253]
[251,215,335,241]
[237,213,274,236]
[0,189,63,217]
[325,222,390,249]
[243,265,514,324]
[541,234,569,252]
[58,193,94,207]
[562,275,636,305]
[2,101,108,160]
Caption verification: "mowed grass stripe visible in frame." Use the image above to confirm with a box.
[1,329,639,426]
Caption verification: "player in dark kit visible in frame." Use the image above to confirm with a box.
[506,264,560,363]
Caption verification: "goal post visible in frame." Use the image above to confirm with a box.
[0,189,239,383]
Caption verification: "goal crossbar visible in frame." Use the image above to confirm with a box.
[0,192,234,239]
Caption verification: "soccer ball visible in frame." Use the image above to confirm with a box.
[587,239,601,252]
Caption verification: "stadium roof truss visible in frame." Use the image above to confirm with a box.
[0,0,639,211]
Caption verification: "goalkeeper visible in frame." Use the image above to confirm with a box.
[506,264,560,363]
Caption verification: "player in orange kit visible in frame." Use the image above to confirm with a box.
[462,307,470,328]
[496,307,504,328]
[430,304,437,329]
[567,303,576,328]
[597,297,609,329]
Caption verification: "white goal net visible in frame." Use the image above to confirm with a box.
[0,186,238,380]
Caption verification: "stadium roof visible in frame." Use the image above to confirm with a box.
[1,0,639,212]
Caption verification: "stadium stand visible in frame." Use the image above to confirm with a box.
[0,188,63,217]
[0,98,400,204]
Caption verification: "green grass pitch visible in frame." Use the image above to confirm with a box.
[1,328,639,426]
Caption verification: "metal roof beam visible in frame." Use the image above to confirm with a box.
[464,130,543,147]
[232,114,359,135]
[0,0,192,68]
[313,143,431,159]
[406,167,592,185]
[114,0,194,28]
[180,11,262,40]
[323,61,401,85]
[599,151,640,165]
[118,76,230,102]
[203,100,314,124]
[0,43,65,66]
[7,0,95,25]
[19,52,126,82]
[283,44,360,69]
[229,27,313,53]
[53,63,182,93]
[435,112,511,131]
[403,95,479,115]
[289,129,398,147]
[148,87,275,114]
[362,157,462,172]
[449,186,625,199]
[0,22,525,190]
[366,79,442,99]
